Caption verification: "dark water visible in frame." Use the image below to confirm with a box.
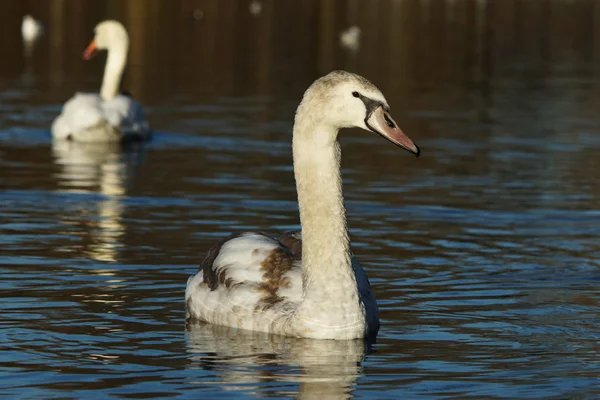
[2,0,600,398]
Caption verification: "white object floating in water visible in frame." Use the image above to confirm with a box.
[339,26,361,52]
[249,1,263,16]
[22,15,44,43]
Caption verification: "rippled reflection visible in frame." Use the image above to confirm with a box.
[51,141,145,263]
[186,322,368,399]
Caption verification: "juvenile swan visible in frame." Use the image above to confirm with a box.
[51,20,150,142]
[186,71,420,340]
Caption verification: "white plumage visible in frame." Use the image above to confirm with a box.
[52,93,148,142]
[52,20,150,142]
[249,1,263,16]
[22,15,43,43]
[186,71,420,340]
[340,26,361,52]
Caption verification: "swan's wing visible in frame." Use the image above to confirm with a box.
[185,232,303,322]
[278,230,302,259]
[103,95,150,140]
[50,114,71,140]
[51,93,105,140]
[200,232,303,303]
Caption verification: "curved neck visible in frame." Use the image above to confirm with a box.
[100,43,127,101]
[292,117,354,298]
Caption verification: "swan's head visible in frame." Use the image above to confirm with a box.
[298,70,419,157]
[83,20,129,60]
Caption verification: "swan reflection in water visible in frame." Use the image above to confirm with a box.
[186,321,371,399]
[52,140,145,263]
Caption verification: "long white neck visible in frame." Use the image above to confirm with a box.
[100,43,127,101]
[292,114,358,308]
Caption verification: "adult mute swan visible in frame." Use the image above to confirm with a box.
[51,20,150,142]
[186,71,420,340]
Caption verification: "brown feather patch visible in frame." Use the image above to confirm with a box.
[278,231,302,259]
[256,247,294,309]
[201,232,273,291]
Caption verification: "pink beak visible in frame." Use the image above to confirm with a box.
[365,106,420,157]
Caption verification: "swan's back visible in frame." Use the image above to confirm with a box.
[52,93,149,142]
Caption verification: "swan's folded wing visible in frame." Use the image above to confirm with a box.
[278,230,302,259]
[51,93,104,139]
[51,93,150,142]
[103,95,150,138]
[185,232,303,320]
[50,114,71,140]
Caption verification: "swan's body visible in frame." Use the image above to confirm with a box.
[186,71,420,340]
[51,20,150,142]
[52,93,148,142]
[22,15,43,43]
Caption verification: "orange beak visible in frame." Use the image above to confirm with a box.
[83,40,97,60]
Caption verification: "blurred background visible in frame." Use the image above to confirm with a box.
[2,0,600,399]
[4,0,600,108]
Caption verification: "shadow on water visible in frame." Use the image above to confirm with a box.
[1,0,600,398]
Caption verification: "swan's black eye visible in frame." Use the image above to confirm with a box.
[352,91,360,98]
